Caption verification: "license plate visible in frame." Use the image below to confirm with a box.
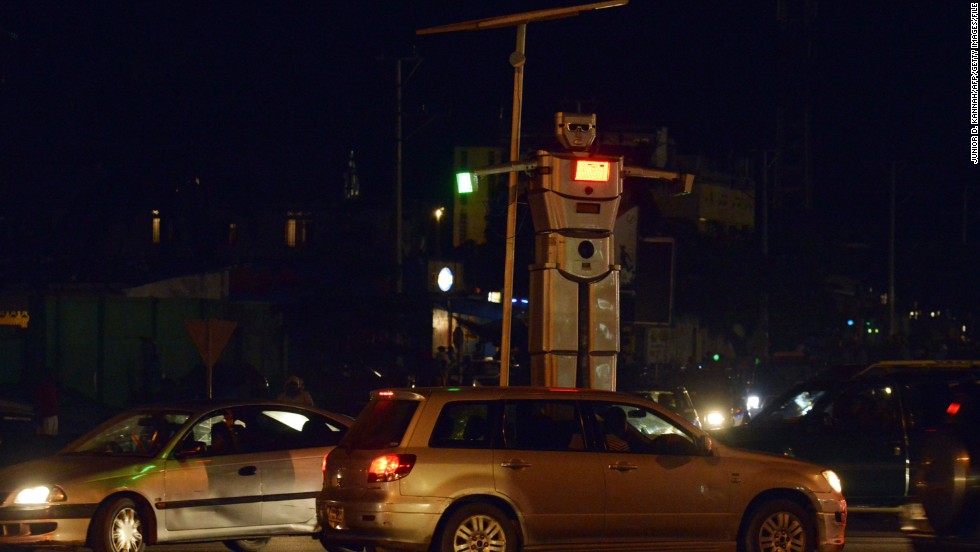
[327,506,344,528]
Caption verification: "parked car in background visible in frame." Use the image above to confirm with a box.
[694,391,751,431]
[903,379,980,550]
[712,360,980,510]
[0,400,351,552]
[628,386,701,427]
[317,386,846,552]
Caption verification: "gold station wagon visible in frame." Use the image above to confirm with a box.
[316,386,847,552]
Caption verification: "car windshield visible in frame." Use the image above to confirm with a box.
[63,410,192,457]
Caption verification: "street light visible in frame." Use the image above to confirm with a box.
[417,0,629,386]
[434,207,445,257]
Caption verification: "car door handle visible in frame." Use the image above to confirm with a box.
[500,459,532,470]
[608,462,639,472]
[238,466,258,476]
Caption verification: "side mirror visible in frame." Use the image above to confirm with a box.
[697,434,715,457]
[175,440,206,460]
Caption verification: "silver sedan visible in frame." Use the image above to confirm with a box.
[0,400,350,552]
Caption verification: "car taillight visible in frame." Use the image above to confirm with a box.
[322,450,331,476]
[367,454,416,482]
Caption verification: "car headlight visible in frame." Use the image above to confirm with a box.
[14,485,67,504]
[746,395,761,410]
[704,410,727,428]
[821,470,842,494]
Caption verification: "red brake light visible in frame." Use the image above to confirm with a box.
[322,450,331,476]
[367,454,416,482]
[378,390,395,398]
[947,402,961,416]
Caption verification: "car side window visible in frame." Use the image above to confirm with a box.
[593,401,698,456]
[298,413,348,448]
[429,401,493,449]
[502,400,585,452]
[828,384,903,433]
[182,410,247,457]
[240,407,347,451]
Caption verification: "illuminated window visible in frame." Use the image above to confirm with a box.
[285,211,312,247]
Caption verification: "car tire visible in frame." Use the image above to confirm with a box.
[919,433,979,535]
[91,497,146,552]
[223,537,272,552]
[437,502,517,552]
[741,498,815,552]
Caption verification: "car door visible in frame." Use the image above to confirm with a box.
[791,381,907,505]
[246,407,347,526]
[492,399,605,546]
[590,400,733,543]
[162,409,262,530]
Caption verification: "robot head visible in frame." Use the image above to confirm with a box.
[555,112,596,150]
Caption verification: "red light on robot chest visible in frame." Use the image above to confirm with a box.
[573,160,610,182]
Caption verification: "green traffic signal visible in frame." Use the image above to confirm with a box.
[456,172,476,194]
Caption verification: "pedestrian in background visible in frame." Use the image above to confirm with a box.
[278,375,315,407]
[434,346,451,386]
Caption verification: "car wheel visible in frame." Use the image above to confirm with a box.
[223,537,272,552]
[741,499,815,552]
[91,497,146,552]
[919,433,978,535]
[437,503,516,552]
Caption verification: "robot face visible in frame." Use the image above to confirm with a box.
[555,112,597,150]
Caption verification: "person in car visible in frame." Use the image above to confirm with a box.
[602,407,635,452]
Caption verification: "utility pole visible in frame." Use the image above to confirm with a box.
[380,52,422,294]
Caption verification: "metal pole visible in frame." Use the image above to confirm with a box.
[499,24,526,387]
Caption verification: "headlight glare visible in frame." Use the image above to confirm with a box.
[822,470,842,494]
[705,411,726,428]
[14,485,66,504]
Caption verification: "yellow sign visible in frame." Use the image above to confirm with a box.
[0,310,29,328]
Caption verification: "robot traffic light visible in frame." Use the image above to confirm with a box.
[460,112,694,390]
[526,133,623,390]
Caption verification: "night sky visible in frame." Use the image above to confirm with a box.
[1,1,976,302]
